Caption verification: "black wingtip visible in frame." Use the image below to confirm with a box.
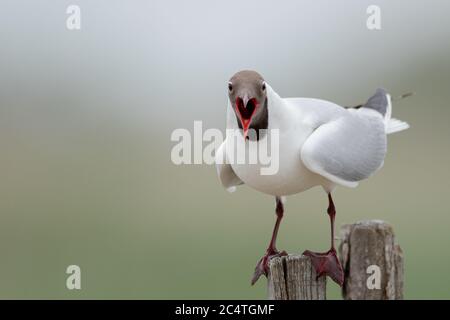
[394,92,415,101]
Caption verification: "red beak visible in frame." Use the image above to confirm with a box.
[235,96,258,139]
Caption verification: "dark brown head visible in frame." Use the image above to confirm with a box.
[228,70,268,139]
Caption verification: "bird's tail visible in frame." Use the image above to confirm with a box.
[384,92,411,135]
[386,118,410,134]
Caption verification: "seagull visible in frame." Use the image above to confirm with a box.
[215,70,410,286]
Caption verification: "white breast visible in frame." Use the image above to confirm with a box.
[228,131,325,196]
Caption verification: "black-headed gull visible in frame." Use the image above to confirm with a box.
[215,70,409,286]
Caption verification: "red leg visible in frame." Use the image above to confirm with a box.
[251,197,287,285]
[303,193,344,286]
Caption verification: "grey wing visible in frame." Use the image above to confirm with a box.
[345,88,389,117]
[215,141,243,192]
[301,113,387,188]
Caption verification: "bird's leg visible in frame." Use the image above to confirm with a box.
[303,193,345,286]
[251,196,288,285]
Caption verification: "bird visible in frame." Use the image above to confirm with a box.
[215,70,410,286]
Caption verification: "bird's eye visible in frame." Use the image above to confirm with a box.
[228,82,233,92]
[262,82,266,91]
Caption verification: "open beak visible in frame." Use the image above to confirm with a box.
[235,95,258,139]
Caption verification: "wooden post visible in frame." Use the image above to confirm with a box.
[267,255,326,300]
[266,220,403,300]
[339,220,404,300]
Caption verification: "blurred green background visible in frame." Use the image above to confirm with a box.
[1,0,449,299]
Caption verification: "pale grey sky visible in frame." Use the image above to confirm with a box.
[1,0,449,135]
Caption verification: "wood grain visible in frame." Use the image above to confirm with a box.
[267,255,326,300]
[339,220,404,300]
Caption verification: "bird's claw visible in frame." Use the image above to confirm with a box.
[302,248,344,286]
[251,249,287,285]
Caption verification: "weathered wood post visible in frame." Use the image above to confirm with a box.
[267,220,404,300]
[339,220,404,300]
[267,255,326,300]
